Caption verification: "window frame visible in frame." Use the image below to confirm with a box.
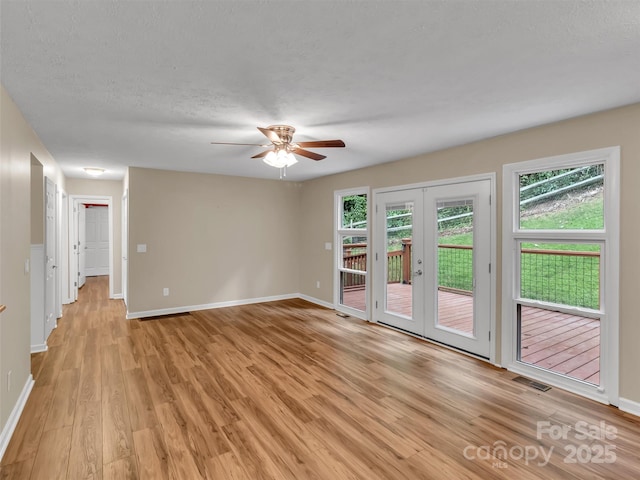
[502,146,620,405]
[334,188,370,319]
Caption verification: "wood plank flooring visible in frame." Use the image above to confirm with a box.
[344,284,601,382]
[1,276,639,479]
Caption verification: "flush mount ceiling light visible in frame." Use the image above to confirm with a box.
[83,167,105,177]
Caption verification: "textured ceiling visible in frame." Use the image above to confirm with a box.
[2,1,639,181]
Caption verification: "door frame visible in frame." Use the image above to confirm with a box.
[44,177,58,337]
[372,172,497,364]
[122,190,128,307]
[69,194,114,299]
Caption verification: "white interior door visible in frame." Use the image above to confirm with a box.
[375,189,425,334]
[85,205,109,276]
[424,180,492,358]
[78,204,86,288]
[44,177,57,338]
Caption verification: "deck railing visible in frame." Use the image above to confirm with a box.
[343,243,600,308]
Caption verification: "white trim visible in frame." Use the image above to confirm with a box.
[30,244,45,350]
[127,293,349,321]
[126,293,299,319]
[507,362,609,405]
[372,172,495,195]
[334,187,370,320]
[30,344,48,354]
[0,375,34,461]
[69,195,114,300]
[502,146,620,405]
[111,293,123,300]
[298,294,335,310]
[619,398,640,418]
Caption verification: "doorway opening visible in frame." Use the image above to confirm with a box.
[373,175,496,361]
[68,195,114,300]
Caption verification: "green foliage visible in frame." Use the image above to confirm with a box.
[519,164,603,204]
[342,194,367,228]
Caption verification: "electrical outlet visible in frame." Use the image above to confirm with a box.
[7,370,11,392]
[316,281,320,289]
[163,288,169,296]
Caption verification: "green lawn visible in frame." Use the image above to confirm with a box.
[435,195,602,309]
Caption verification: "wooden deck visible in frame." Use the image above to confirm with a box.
[343,283,600,384]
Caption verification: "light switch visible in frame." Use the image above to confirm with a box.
[137,244,147,253]
[324,242,332,251]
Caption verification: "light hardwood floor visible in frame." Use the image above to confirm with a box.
[1,276,639,479]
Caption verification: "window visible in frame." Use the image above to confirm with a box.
[503,147,619,404]
[335,189,369,317]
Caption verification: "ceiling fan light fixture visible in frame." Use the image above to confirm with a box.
[263,149,297,169]
[83,167,105,177]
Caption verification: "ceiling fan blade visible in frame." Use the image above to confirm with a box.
[257,127,283,144]
[211,142,269,146]
[251,149,273,159]
[295,140,345,148]
[293,148,326,161]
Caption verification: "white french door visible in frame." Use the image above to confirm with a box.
[424,181,491,357]
[375,179,492,358]
[375,189,424,333]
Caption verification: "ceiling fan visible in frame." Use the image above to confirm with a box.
[211,125,345,172]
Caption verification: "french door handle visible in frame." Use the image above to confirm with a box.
[414,269,423,276]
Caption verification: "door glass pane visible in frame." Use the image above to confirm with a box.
[518,243,601,385]
[340,272,366,312]
[519,164,604,230]
[342,235,367,271]
[385,201,413,317]
[436,199,474,335]
[341,194,367,229]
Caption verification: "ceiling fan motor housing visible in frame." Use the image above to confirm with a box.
[268,125,296,144]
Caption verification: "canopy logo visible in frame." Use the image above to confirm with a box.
[463,420,617,469]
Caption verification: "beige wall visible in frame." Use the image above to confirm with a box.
[127,167,302,315]
[0,85,65,433]
[65,178,124,296]
[299,103,640,404]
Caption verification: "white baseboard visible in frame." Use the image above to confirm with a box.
[126,293,300,319]
[297,294,334,309]
[619,397,640,417]
[111,293,123,300]
[0,375,34,461]
[30,344,48,354]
